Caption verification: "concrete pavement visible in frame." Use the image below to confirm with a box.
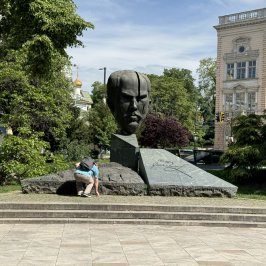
[0,192,266,265]
[0,222,266,265]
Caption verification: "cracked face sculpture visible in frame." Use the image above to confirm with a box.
[107,70,151,135]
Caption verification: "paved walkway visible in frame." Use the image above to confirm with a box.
[0,192,266,265]
[0,223,265,265]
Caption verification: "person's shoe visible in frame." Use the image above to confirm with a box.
[96,191,100,197]
[77,191,84,196]
[82,193,91,198]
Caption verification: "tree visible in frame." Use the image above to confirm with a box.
[0,1,93,181]
[0,132,70,183]
[85,102,117,150]
[148,72,195,131]
[0,0,93,55]
[197,58,217,143]
[0,0,94,150]
[220,112,266,180]
[62,106,92,161]
[139,114,191,148]
[163,68,198,99]
[91,81,106,105]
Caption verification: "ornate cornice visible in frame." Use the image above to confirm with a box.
[223,50,259,62]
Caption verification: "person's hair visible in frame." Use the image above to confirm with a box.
[107,70,150,113]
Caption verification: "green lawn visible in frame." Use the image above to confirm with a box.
[0,184,21,193]
[236,183,266,200]
[1,183,266,201]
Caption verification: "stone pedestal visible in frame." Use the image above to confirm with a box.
[110,134,139,171]
[139,148,238,197]
[21,163,146,196]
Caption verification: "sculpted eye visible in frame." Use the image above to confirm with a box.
[137,95,147,101]
[121,94,132,101]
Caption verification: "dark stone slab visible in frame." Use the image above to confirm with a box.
[110,134,139,171]
[21,170,77,195]
[21,163,146,196]
[98,162,146,195]
[139,148,238,197]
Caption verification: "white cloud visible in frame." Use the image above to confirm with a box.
[68,20,216,91]
[69,0,266,91]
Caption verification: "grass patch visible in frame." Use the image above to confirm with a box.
[236,183,266,200]
[208,169,266,200]
[0,184,21,193]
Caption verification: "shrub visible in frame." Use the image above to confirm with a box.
[0,134,49,184]
[139,114,191,148]
[63,140,91,162]
[0,134,71,185]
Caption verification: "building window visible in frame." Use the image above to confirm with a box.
[227,63,234,79]
[236,62,246,79]
[226,60,257,80]
[225,93,233,111]
[248,60,256,78]
[235,92,245,111]
[247,92,256,112]
[224,91,257,114]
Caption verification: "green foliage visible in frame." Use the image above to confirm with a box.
[0,0,94,148]
[85,102,117,149]
[0,0,94,53]
[0,185,21,193]
[231,114,265,145]
[148,70,195,131]
[197,58,216,143]
[91,82,107,105]
[0,134,71,184]
[0,134,49,182]
[64,140,91,162]
[44,153,72,173]
[65,107,91,144]
[0,62,74,149]
[220,112,266,180]
[163,68,198,98]
[0,0,94,181]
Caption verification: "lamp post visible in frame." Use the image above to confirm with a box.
[193,134,198,164]
[99,67,106,85]
[73,64,79,78]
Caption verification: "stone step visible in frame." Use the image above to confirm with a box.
[0,217,265,227]
[1,203,266,227]
[1,203,266,214]
[0,209,266,223]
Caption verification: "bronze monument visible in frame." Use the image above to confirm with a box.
[107,70,151,135]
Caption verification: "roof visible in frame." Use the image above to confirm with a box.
[81,91,93,104]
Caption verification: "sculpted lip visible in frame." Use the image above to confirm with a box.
[124,114,141,123]
[129,116,138,122]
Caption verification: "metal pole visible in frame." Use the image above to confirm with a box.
[193,102,198,164]
[103,67,106,86]
[99,67,106,85]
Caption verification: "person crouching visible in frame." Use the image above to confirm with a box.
[74,161,99,197]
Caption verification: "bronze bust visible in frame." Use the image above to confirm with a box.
[107,70,151,135]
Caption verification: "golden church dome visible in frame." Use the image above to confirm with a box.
[73,78,82,87]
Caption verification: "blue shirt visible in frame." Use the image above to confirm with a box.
[74,164,100,179]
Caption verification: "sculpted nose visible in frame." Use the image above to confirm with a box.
[129,97,138,110]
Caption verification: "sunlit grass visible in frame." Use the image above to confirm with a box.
[0,184,21,193]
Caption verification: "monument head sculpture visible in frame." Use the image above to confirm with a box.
[107,70,151,135]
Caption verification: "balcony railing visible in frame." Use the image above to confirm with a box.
[219,8,266,25]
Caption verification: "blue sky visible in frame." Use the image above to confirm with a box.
[67,0,266,91]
